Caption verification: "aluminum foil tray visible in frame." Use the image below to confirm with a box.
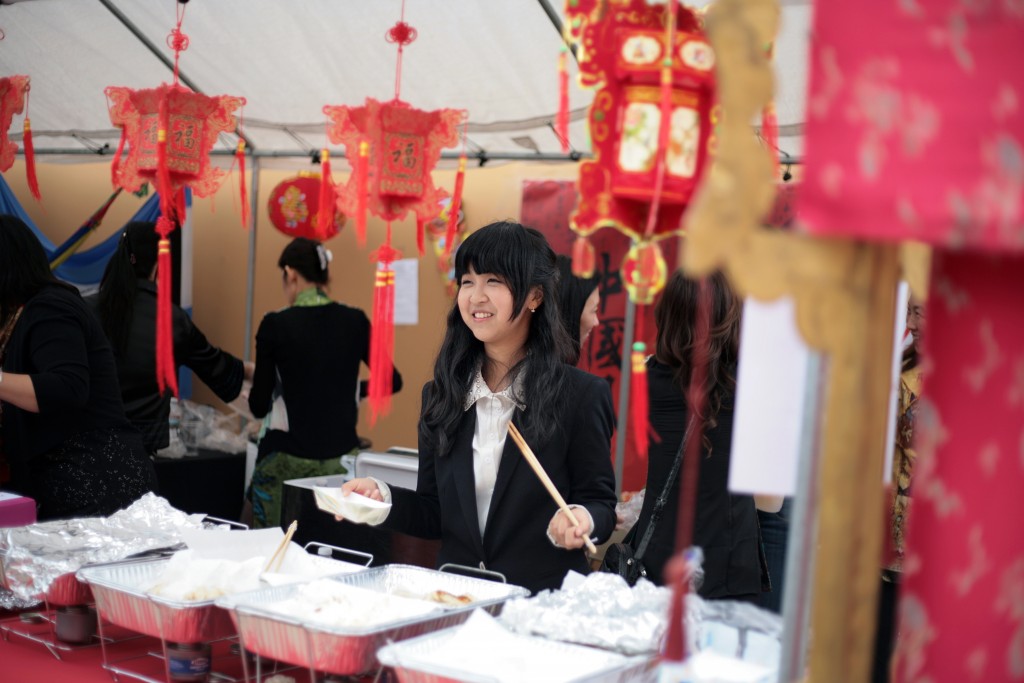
[216,564,529,675]
[78,554,363,644]
[377,626,657,683]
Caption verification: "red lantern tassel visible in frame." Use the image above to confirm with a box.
[23,118,41,202]
[237,140,249,230]
[444,154,466,258]
[368,238,400,423]
[572,236,596,277]
[556,46,570,153]
[629,314,650,459]
[355,141,369,246]
[317,148,334,240]
[154,222,179,397]
[156,96,175,222]
[111,127,128,189]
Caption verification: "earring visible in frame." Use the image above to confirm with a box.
[529,308,536,313]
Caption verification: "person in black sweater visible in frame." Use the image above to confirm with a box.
[0,215,156,520]
[632,270,763,600]
[92,221,251,454]
[247,238,403,528]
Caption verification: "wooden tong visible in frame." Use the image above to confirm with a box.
[263,520,298,573]
[507,422,598,555]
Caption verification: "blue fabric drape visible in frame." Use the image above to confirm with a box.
[0,175,161,285]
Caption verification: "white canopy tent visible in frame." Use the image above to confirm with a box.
[0,0,810,165]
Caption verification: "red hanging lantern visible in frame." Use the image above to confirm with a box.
[267,173,347,240]
[565,0,716,459]
[105,3,244,397]
[324,4,464,422]
[0,75,40,200]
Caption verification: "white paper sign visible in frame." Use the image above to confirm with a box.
[390,258,419,325]
[729,297,810,497]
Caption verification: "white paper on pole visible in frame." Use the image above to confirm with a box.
[389,258,419,326]
[882,282,911,486]
[729,297,809,497]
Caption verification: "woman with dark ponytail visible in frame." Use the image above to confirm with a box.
[93,221,249,455]
[247,237,404,529]
[339,222,617,593]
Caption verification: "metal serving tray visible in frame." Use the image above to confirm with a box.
[216,564,529,676]
[78,553,365,644]
[377,626,657,683]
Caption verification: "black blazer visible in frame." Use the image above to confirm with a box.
[381,368,617,594]
[633,360,761,598]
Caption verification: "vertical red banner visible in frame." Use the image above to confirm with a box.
[522,179,678,491]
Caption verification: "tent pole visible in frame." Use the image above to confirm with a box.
[243,157,260,363]
[96,0,255,150]
[612,297,637,496]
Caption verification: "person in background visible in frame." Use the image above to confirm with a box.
[756,496,792,613]
[0,215,156,520]
[247,237,403,529]
[555,254,601,366]
[93,221,252,455]
[631,270,764,600]
[873,295,926,683]
[339,221,617,594]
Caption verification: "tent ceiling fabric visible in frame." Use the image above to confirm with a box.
[0,0,808,161]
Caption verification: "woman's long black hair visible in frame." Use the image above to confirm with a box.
[653,270,742,448]
[421,221,572,455]
[555,254,600,365]
[96,221,160,355]
[0,215,79,324]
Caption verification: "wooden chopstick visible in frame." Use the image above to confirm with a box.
[264,520,298,573]
[507,422,598,555]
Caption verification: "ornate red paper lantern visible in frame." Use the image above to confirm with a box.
[105,3,244,396]
[0,75,40,200]
[322,6,466,422]
[267,173,346,240]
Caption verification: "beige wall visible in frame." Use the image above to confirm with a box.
[5,158,579,450]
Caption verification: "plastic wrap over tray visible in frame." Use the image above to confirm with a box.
[216,564,529,676]
[78,553,363,643]
[0,493,205,604]
[377,610,657,683]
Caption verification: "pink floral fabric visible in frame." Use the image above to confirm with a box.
[799,1,1024,252]
[894,252,1024,683]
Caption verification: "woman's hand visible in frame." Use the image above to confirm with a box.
[547,507,593,550]
[334,478,383,522]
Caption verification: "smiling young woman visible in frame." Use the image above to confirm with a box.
[337,221,618,594]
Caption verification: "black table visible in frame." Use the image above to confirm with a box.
[152,448,246,522]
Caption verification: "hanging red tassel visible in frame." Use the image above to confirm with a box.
[111,127,128,190]
[444,153,466,259]
[236,140,249,229]
[416,217,426,257]
[572,236,596,277]
[317,148,334,240]
[154,219,179,397]
[354,140,369,246]
[22,118,41,202]
[368,233,400,423]
[556,45,570,153]
[629,314,650,459]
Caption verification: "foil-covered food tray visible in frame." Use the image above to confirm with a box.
[78,553,364,643]
[215,564,529,676]
[377,613,657,683]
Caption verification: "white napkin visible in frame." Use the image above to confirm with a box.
[313,487,391,525]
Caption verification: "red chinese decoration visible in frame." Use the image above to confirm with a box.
[267,173,346,240]
[565,0,716,460]
[105,3,244,396]
[324,2,464,422]
[0,75,41,200]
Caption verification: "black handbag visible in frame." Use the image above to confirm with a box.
[600,417,695,586]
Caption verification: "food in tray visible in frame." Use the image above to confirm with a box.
[427,589,474,607]
[262,579,441,628]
